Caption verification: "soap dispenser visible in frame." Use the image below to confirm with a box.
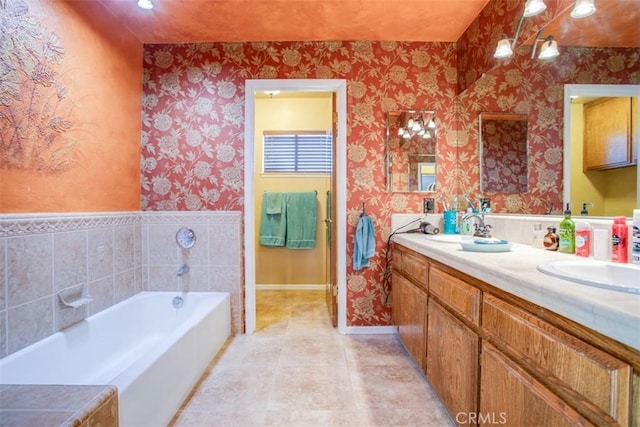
[558,203,575,253]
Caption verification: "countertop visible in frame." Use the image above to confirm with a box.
[392,233,640,351]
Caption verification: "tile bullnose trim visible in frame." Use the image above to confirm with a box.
[0,212,141,237]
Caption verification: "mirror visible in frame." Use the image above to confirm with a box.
[479,113,529,194]
[386,110,438,192]
[563,84,640,217]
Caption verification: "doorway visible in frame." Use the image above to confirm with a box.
[244,79,347,335]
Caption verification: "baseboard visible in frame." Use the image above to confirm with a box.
[345,326,398,335]
[255,284,326,290]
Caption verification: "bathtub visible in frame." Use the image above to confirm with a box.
[0,291,231,427]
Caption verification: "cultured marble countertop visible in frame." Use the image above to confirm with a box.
[392,233,640,351]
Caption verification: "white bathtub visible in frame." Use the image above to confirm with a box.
[0,291,231,427]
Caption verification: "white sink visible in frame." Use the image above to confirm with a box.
[425,234,469,243]
[537,260,640,294]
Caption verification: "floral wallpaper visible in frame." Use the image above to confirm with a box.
[141,41,458,326]
[480,118,528,193]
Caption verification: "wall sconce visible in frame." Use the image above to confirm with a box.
[523,0,547,18]
[137,0,153,9]
[531,35,560,59]
[571,0,596,18]
[494,0,595,60]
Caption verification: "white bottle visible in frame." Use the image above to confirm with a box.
[632,209,640,265]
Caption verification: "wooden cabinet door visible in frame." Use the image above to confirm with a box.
[426,299,479,425]
[395,273,428,371]
[480,342,593,427]
[583,97,633,171]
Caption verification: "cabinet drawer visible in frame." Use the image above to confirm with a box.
[483,294,631,426]
[400,250,428,290]
[429,267,480,325]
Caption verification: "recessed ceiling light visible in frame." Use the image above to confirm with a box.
[137,0,153,10]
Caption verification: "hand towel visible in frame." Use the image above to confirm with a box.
[285,192,317,249]
[264,192,284,214]
[353,214,376,270]
[259,193,286,246]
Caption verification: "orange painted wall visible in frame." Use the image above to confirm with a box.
[0,0,142,213]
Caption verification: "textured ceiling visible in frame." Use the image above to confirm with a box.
[89,0,491,44]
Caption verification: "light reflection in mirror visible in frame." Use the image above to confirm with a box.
[386,110,437,193]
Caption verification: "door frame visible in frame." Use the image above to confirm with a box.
[244,79,348,334]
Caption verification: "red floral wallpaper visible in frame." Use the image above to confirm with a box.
[141,41,459,326]
[480,118,528,193]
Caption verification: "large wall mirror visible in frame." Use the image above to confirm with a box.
[386,110,437,192]
[479,113,529,194]
[563,84,640,217]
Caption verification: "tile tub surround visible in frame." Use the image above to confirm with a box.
[0,384,118,426]
[0,210,242,359]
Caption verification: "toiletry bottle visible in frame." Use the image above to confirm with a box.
[558,203,575,253]
[532,223,545,248]
[593,229,609,261]
[611,216,628,263]
[574,221,591,257]
[632,209,640,265]
[460,208,473,235]
[543,226,559,251]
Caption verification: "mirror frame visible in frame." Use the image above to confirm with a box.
[563,84,640,214]
[479,112,529,194]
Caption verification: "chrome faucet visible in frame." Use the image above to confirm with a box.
[462,213,492,238]
[177,264,190,277]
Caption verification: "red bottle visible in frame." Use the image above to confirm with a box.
[611,216,628,263]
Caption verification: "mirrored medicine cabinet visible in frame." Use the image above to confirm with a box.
[386,110,437,193]
[479,112,529,194]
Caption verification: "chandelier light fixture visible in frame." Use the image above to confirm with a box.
[523,0,547,17]
[397,113,436,140]
[532,35,560,59]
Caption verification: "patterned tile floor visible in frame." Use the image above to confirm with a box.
[170,290,453,427]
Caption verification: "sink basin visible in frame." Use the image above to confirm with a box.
[425,234,469,243]
[537,260,640,294]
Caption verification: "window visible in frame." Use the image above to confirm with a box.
[263,131,333,173]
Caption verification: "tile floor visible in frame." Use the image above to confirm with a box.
[170,290,453,427]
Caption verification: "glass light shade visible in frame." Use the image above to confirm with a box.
[571,0,596,18]
[523,0,546,17]
[538,38,559,59]
[417,128,425,136]
[402,131,411,139]
[407,118,414,128]
[412,122,421,132]
[397,127,405,136]
[427,119,436,129]
[137,0,153,9]
[493,38,514,59]
[423,132,432,139]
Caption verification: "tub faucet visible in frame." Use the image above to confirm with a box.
[177,264,190,277]
[462,212,492,238]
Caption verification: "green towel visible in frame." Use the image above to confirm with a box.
[265,192,283,214]
[259,193,286,246]
[285,192,317,249]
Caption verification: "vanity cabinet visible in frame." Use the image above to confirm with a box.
[480,342,592,427]
[583,96,636,171]
[390,243,637,427]
[426,299,479,425]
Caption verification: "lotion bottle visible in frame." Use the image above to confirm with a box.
[611,216,628,263]
[543,226,559,251]
[574,221,591,257]
[558,203,575,253]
